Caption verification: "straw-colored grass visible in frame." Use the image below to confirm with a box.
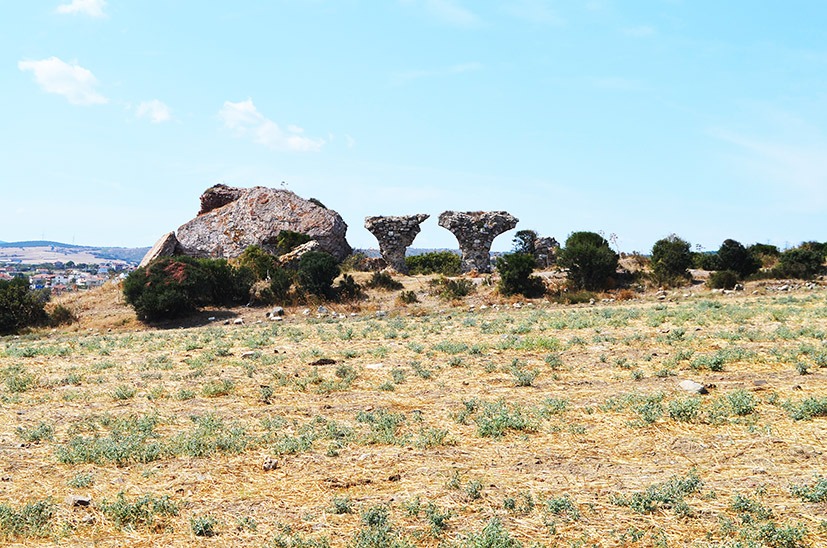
[1,278,826,546]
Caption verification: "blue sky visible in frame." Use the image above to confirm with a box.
[3,1,826,253]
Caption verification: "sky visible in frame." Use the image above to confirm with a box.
[3,0,826,253]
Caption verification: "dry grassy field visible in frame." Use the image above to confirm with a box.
[2,277,827,546]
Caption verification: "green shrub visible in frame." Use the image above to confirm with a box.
[296,252,339,298]
[100,493,178,529]
[748,243,781,268]
[405,251,461,276]
[0,277,49,335]
[495,253,545,297]
[366,271,403,291]
[0,499,55,539]
[777,247,824,279]
[429,277,475,300]
[398,290,418,304]
[274,230,312,255]
[123,256,251,321]
[708,270,739,290]
[48,304,77,327]
[236,245,278,280]
[191,514,219,537]
[717,239,761,278]
[335,274,364,301]
[512,229,537,255]
[651,234,692,286]
[558,231,619,290]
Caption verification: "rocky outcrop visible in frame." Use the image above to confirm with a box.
[438,211,518,273]
[139,232,180,268]
[198,184,244,215]
[173,185,351,261]
[364,214,429,273]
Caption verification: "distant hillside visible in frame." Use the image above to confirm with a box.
[0,241,149,265]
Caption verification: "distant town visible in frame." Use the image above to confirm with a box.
[0,260,134,294]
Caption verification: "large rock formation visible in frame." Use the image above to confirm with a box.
[438,211,518,273]
[534,236,560,268]
[140,185,352,265]
[364,214,429,273]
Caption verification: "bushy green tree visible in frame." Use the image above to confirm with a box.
[405,251,462,276]
[0,277,49,334]
[237,245,278,280]
[717,239,760,278]
[512,230,538,255]
[296,251,339,298]
[496,253,545,297]
[777,247,824,279]
[747,243,780,268]
[558,231,619,291]
[651,235,692,286]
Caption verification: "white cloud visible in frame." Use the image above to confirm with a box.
[391,61,483,86]
[56,0,107,18]
[402,0,481,27]
[218,99,324,152]
[18,57,108,105]
[136,100,172,123]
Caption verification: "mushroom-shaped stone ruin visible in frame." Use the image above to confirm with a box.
[364,214,430,273]
[438,211,518,273]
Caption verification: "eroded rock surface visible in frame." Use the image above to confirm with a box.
[173,185,351,261]
[438,211,518,273]
[364,214,429,273]
[139,232,180,268]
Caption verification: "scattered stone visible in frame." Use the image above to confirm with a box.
[364,363,384,370]
[270,316,283,322]
[376,311,388,318]
[241,351,256,359]
[364,214,429,273]
[207,316,216,321]
[262,457,279,471]
[317,305,329,316]
[65,495,92,507]
[233,318,244,325]
[438,210,518,273]
[387,474,401,482]
[734,283,745,291]
[302,308,311,316]
[310,358,337,366]
[268,307,285,317]
[679,380,708,394]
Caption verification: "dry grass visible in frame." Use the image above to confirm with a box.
[1,278,827,546]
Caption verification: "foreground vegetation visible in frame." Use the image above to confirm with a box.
[1,277,827,546]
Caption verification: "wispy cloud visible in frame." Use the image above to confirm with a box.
[622,25,656,37]
[391,61,483,86]
[55,0,107,18]
[136,100,172,123]
[218,99,324,152]
[401,0,481,27]
[18,57,108,105]
[502,0,564,25]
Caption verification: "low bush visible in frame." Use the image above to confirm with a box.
[776,247,824,279]
[496,253,545,298]
[708,270,739,290]
[48,304,77,327]
[123,256,252,321]
[405,251,462,276]
[428,277,475,300]
[366,271,404,291]
[296,252,340,298]
[0,277,49,335]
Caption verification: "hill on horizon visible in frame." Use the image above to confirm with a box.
[0,240,150,265]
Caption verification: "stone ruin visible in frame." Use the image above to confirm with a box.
[364,214,430,273]
[438,211,518,273]
[533,236,560,268]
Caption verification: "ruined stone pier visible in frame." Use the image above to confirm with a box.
[438,211,518,273]
[364,214,430,273]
